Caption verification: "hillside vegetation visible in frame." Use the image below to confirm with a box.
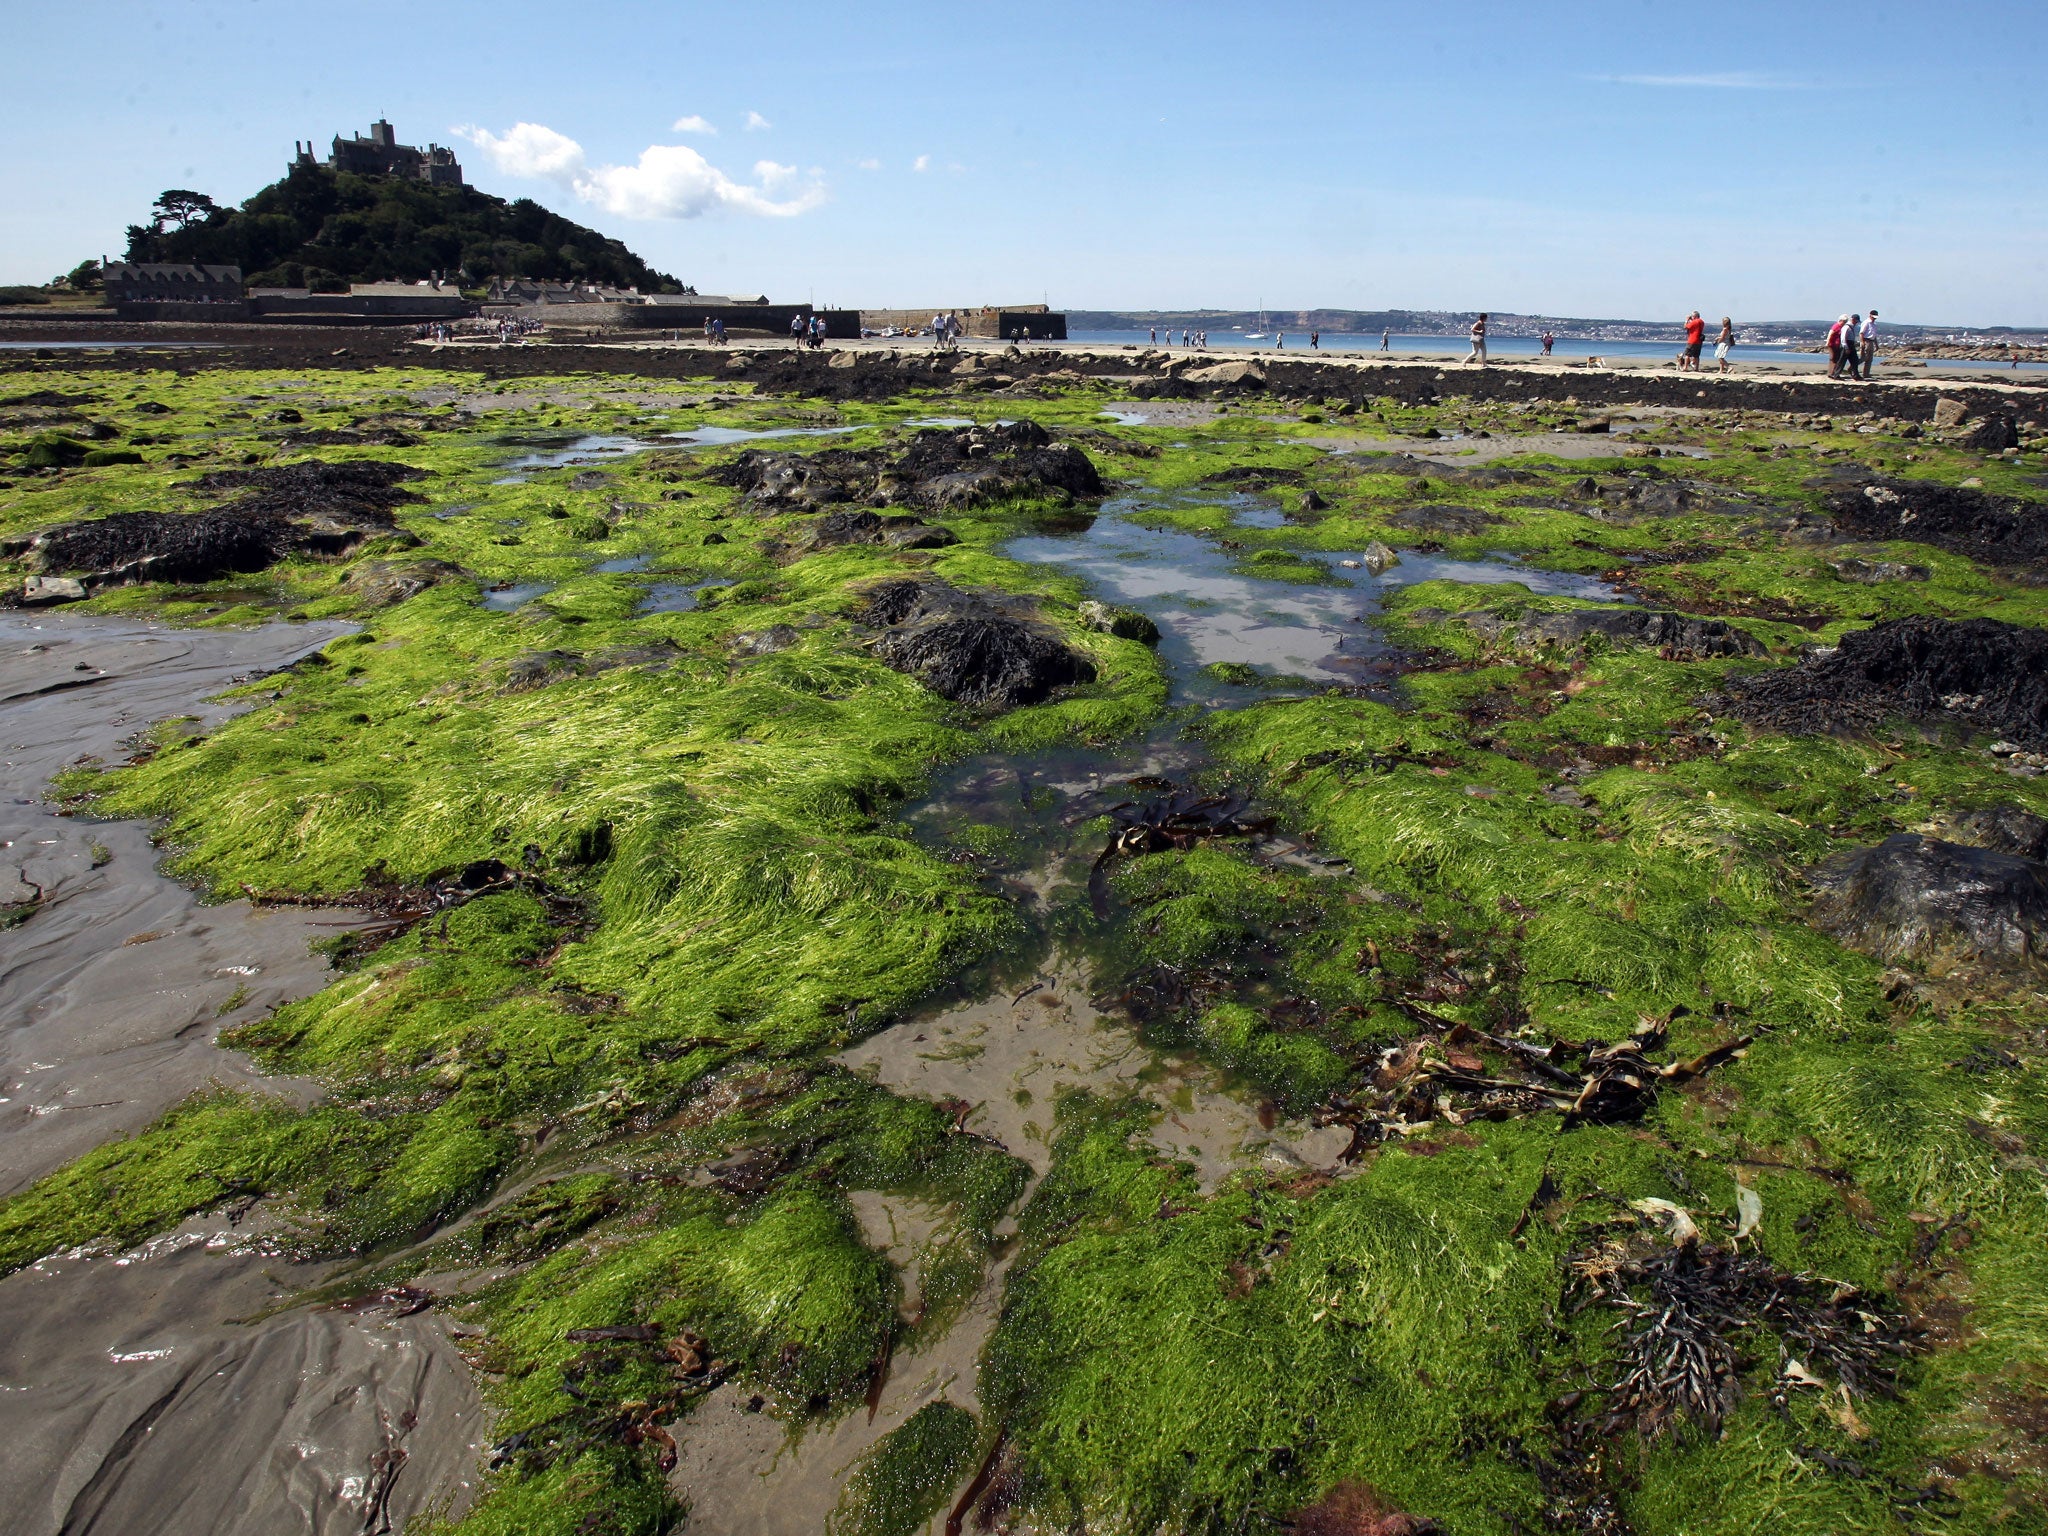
[124,164,683,294]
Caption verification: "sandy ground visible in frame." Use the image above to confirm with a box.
[0,612,485,1536]
[0,1214,485,1536]
[670,949,1350,1533]
[0,613,358,1192]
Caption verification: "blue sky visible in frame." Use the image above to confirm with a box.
[6,0,2045,323]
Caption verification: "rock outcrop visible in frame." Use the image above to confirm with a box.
[859,577,1096,709]
[714,421,1102,518]
[1808,834,2048,967]
[1714,615,2048,750]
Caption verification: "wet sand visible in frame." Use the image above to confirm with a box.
[0,613,484,1536]
[0,613,356,1192]
[0,1215,483,1536]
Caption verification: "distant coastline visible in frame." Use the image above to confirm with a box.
[1068,309,2048,349]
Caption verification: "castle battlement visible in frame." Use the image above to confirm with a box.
[293,119,464,187]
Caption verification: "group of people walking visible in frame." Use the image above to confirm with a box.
[1826,311,1881,379]
[789,313,828,348]
[929,312,965,349]
[1147,327,1211,348]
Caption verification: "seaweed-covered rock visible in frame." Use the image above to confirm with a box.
[1825,478,2048,568]
[1956,415,2020,452]
[1713,615,2048,750]
[1386,504,1502,538]
[1459,606,1765,660]
[897,421,1103,509]
[12,432,92,469]
[189,459,428,520]
[728,625,801,658]
[6,458,429,587]
[1808,834,2048,966]
[715,422,1101,515]
[860,577,1095,708]
[343,559,465,607]
[803,508,956,550]
[1201,465,1305,489]
[505,649,587,692]
[1078,599,1160,644]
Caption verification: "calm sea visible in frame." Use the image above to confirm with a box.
[1063,329,2048,373]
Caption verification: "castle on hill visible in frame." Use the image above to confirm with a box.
[293,119,464,187]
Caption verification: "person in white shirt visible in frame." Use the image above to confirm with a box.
[1860,310,1879,378]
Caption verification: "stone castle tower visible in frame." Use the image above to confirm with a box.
[293,120,464,187]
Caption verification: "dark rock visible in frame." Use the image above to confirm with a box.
[568,470,611,491]
[1940,805,2048,861]
[190,459,428,520]
[284,426,422,447]
[1387,504,1503,538]
[1825,477,2048,568]
[1299,489,1330,513]
[803,507,957,550]
[11,460,427,587]
[1808,834,2048,966]
[270,408,303,424]
[0,390,103,409]
[1714,616,2048,751]
[1957,416,2019,452]
[714,421,1101,515]
[860,577,1096,709]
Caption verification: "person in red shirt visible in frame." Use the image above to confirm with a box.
[1682,311,1706,372]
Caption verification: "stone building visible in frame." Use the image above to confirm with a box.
[294,120,464,186]
[103,263,244,307]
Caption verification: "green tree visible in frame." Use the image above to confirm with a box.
[150,190,221,232]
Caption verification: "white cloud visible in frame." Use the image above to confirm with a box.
[1596,72,1815,89]
[671,114,717,135]
[454,121,585,181]
[454,122,823,219]
[578,143,823,218]
[856,157,881,171]
[744,111,772,131]
[912,154,931,173]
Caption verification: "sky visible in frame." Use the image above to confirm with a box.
[5,0,2046,324]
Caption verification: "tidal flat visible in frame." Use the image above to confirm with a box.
[2,346,2046,1535]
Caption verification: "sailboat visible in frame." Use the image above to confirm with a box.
[1245,299,1268,342]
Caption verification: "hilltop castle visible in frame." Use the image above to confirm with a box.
[293,120,464,187]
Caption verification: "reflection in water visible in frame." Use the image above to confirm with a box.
[478,582,552,612]
[594,553,653,573]
[493,424,856,479]
[1004,492,1622,703]
[636,578,734,614]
